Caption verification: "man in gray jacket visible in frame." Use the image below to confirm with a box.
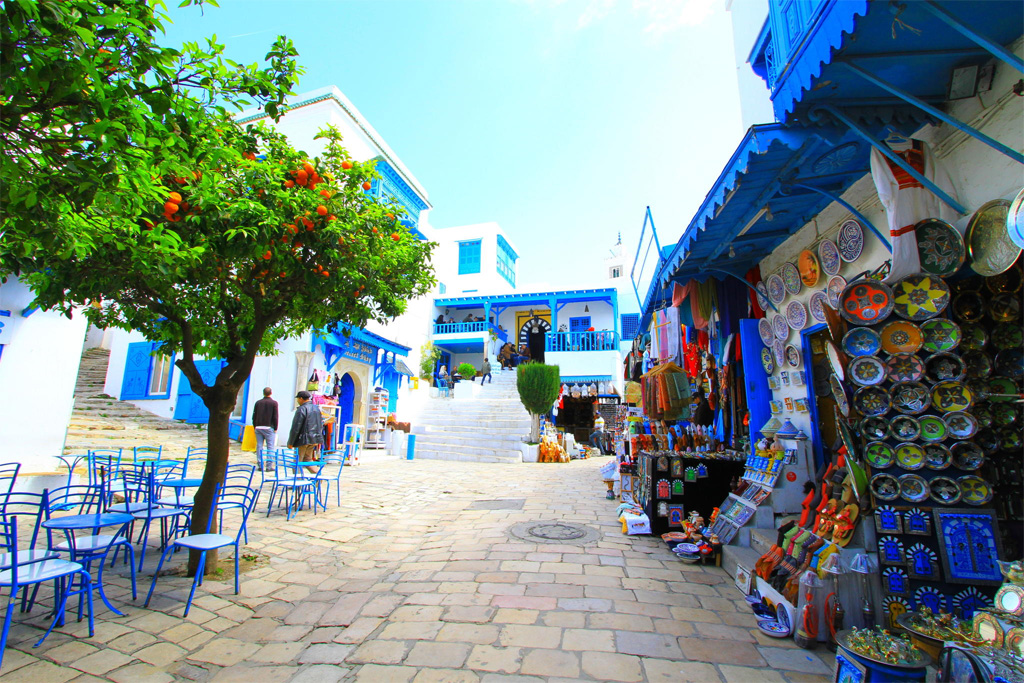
[287,391,324,473]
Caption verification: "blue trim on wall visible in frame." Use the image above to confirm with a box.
[800,323,827,470]
[120,342,175,400]
[458,240,481,275]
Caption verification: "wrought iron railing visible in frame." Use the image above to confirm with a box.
[545,331,618,352]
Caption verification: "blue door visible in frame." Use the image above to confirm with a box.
[739,319,771,459]
[339,374,355,427]
[173,360,224,423]
[121,342,155,399]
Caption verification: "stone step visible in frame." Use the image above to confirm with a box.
[414,434,524,449]
[410,442,523,459]
[417,425,528,436]
[721,544,762,581]
[413,419,530,430]
[413,449,522,464]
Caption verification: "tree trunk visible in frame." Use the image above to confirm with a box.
[530,413,540,444]
[187,393,234,576]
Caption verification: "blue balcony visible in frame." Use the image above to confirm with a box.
[433,321,489,335]
[545,331,618,353]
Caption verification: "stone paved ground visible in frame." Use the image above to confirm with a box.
[3,456,835,682]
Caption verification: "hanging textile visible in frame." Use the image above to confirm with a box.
[671,281,689,308]
[870,139,960,282]
[717,276,750,343]
[660,307,681,364]
[745,266,766,319]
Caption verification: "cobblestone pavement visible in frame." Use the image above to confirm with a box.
[3,456,835,682]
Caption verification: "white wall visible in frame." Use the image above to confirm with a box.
[726,0,775,129]
[0,277,88,472]
[432,222,520,296]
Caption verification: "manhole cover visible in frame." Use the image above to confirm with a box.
[468,499,525,510]
[508,520,600,545]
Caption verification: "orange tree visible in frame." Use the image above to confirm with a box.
[27,117,436,571]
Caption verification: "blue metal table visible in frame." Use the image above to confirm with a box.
[42,512,134,615]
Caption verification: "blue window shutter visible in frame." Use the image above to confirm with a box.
[569,317,591,332]
[621,314,640,340]
[173,359,223,423]
[121,342,153,400]
[739,319,771,460]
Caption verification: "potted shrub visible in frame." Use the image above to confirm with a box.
[516,362,560,444]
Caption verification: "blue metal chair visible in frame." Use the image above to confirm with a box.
[125,466,188,571]
[1,516,94,666]
[133,445,163,463]
[1,491,58,571]
[313,450,348,508]
[0,463,20,499]
[144,485,259,616]
[87,450,122,505]
[265,450,320,520]
[436,377,450,398]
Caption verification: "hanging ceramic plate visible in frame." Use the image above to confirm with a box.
[890,381,930,415]
[892,273,951,321]
[973,402,993,424]
[842,327,881,358]
[825,340,846,380]
[819,239,841,276]
[966,198,1020,276]
[871,473,900,501]
[773,314,790,341]
[944,411,979,439]
[986,266,1022,294]
[861,416,890,441]
[930,476,962,505]
[840,280,894,325]
[992,322,1024,350]
[924,443,954,471]
[849,356,887,387]
[992,402,1018,426]
[838,219,864,263]
[890,415,921,441]
[880,320,923,355]
[865,441,896,469]
[918,415,948,443]
[958,475,993,506]
[925,352,965,383]
[785,345,801,368]
[781,262,802,295]
[975,427,1001,455]
[826,275,847,309]
[996,349,1024,380]
[808,291,829,324]
[931,380,974,413]
[773,339,786,368]
[990,292,1022,323]
[960,323,988,351]
[798,250,821,287]
[886,353,926,383]
[962,350,992,379]
[853,385,889,417]
[952,291,985,323]
[952,442,985,471]
[757,620,791,638]
[999,427,1022,452]
[761,348,774,375]
[915,218,965,277]
[898,474,930,503]
[895,443,926,471]
[766,274,786,306]
[755,281,770,311]
[758,318,774,347]
[987,377,1019,402]
[921,319,961,353]
[831,374,850,417]
[786,301,807,330]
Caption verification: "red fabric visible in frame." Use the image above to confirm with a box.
[746,266,766,319]
[697,330,709,351]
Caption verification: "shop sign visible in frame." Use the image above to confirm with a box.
[342,339,377,365]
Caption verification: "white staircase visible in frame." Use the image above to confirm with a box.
[411,369,530,463]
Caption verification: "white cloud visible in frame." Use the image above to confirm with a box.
[577,0,617,29]
[633,0,718,36]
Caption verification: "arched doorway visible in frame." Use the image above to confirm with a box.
[518,316,551,364]
[339,374,356,427]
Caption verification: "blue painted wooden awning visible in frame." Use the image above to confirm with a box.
[435,288,617,310]
[312,324,409,371]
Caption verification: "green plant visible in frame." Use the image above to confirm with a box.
[457,362,477,379]
[419,341,441,380]
[516,363,561,443]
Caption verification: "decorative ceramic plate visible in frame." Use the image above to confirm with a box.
[819,239,841,276]
[848,356,887,387]
[898,474,929,503]
[773,339,786,368]
[962,351,992,379]
[918,415,948,443]
[930,476,962,505]
[890,381,930,415]
[759,318,774,347]
[993,322,1024,350]
[831,374,850,417]
[767,274,786,306]
[960,323,988,350]
[781,262,802,295]
[920,319,961,353]
[861,417,890,441]
[871,473,900,501]
[890,415,921,441]
[992,402,1018,426]
[972,402,993,425]
[925,352,965,383]
[966,198,1020,276]
[773,314,790,341]
[776,603,792,635]
[785,345,801,368]
[761,348,774,374]
[798,250,820,287]
[853,386,890,417]
[865,441,896,469]
[952,291,985,323]
[842,327,881,358]
[924,443,953,470]
[808,291,829,324]
[999,427,1022,452]
[989,293,1022,322]
[826,275,847,309]
[915,218,965,277]
[825,340,846,380]
[975,427,1001,455]
[958,475,993,506]
[880,320,923,355]
[886,353,926,383]
[840,280,894,325]
[674,542,700,555]
[892,273,951,321]
[943,411,978,439]
[838,219,864,263]
[757,619,790,637]
[786,301,807,331]
[895,443,926,471]
[987,377,1019,402]
[986,266,1022,294]
[755,282,770,311]
[931,380,974,413]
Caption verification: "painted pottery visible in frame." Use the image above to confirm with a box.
[865,441,896,469]
[756,281,770,311]
[966,198,1020,276]
[952,291,985,323]
[759,318,774,346]
[986,265,1022,294]
[860,417,890,441]
[782,262,802,295]
[831,374,850,417]
[987,377,1019,402]
[853,385,889,417]
[871,473,900,501]
[975,427,1001,455]
[918,415,947,443]
[892,273,950,321]
[989,292,1022,322]
[825,340,846,380]
[886,353,926,383]
[924,352,965,382]
[785,345,801,368]
[798,250,821,287]
[951,441,985,471]
[898,474,929,503]
[915,218,965,277]
[920,318,961,353]
[826,275,847,309]
[786,300,807,330]
[773,338,786,367]
[837,219,864,263]
[959,323,988,350]
[992,322,1024,349]
[842,326,882,357]
[957,475,993,506]
[774,314,789,340]
[840,280,894,325]
[761,348,774,374]
[890,381,930,415]
[895,443,926,471]
[880,320,923,355]
[767,274,786,306]
[924,444,953,470]
[848,356,887,387]
[819,239,841,276]
[930,380,974,413]
[808,291,829,324]
[943,411,978,439]
[962,350,992,379]
[929,476,961,505]
[889,415,921,441]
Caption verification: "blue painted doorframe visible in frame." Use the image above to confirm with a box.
[339,374,355,427]
[173,360,224,423]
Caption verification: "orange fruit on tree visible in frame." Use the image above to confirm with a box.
[296,170,308,186]
[338,237,345,245]
[391,233,400,241]
[168,191,182,203]
[321,270,329,277]
[320,189,331,198]
[328,215,337,221]
[362,181,371,191]
[164,201,179,214]
[316,205,328,216]
[372,227,378,234]
[302,217,314,229]
[263,250,272,260]
[342,161,353,170]
[303,162,314,174]
[386,213,394,219]
[283,180,294,188]
[280,271,287,278]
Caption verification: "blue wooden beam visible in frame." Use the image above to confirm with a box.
[21,306,38,317]
[919,0,1024,74]
[784,182,891,253]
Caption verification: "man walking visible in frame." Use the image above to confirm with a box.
[287,390,324,474]
[252,387,279,471]
[480,357,492,384]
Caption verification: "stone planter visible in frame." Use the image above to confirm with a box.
[520,443,539,463]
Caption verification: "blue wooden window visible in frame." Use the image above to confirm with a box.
[496,235,517,287]
[621,314,640,340]
[569,317,591,332]
[458,240,481,275]
[439,282,447,294]
[121,342,174,400]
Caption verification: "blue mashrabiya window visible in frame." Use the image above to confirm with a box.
[458,240,481,275]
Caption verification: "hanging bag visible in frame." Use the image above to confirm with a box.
[306,371,320,392]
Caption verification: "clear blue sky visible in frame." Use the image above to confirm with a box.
[160,0,746,297]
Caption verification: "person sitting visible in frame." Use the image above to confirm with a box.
[435,314,445,324]
[437,365,449,386]
[498,343,512,369]
[518,344,532,364]
[464,313,475,323]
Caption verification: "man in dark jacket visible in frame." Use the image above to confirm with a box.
[252,387,278,471]
[287,390,324,473]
